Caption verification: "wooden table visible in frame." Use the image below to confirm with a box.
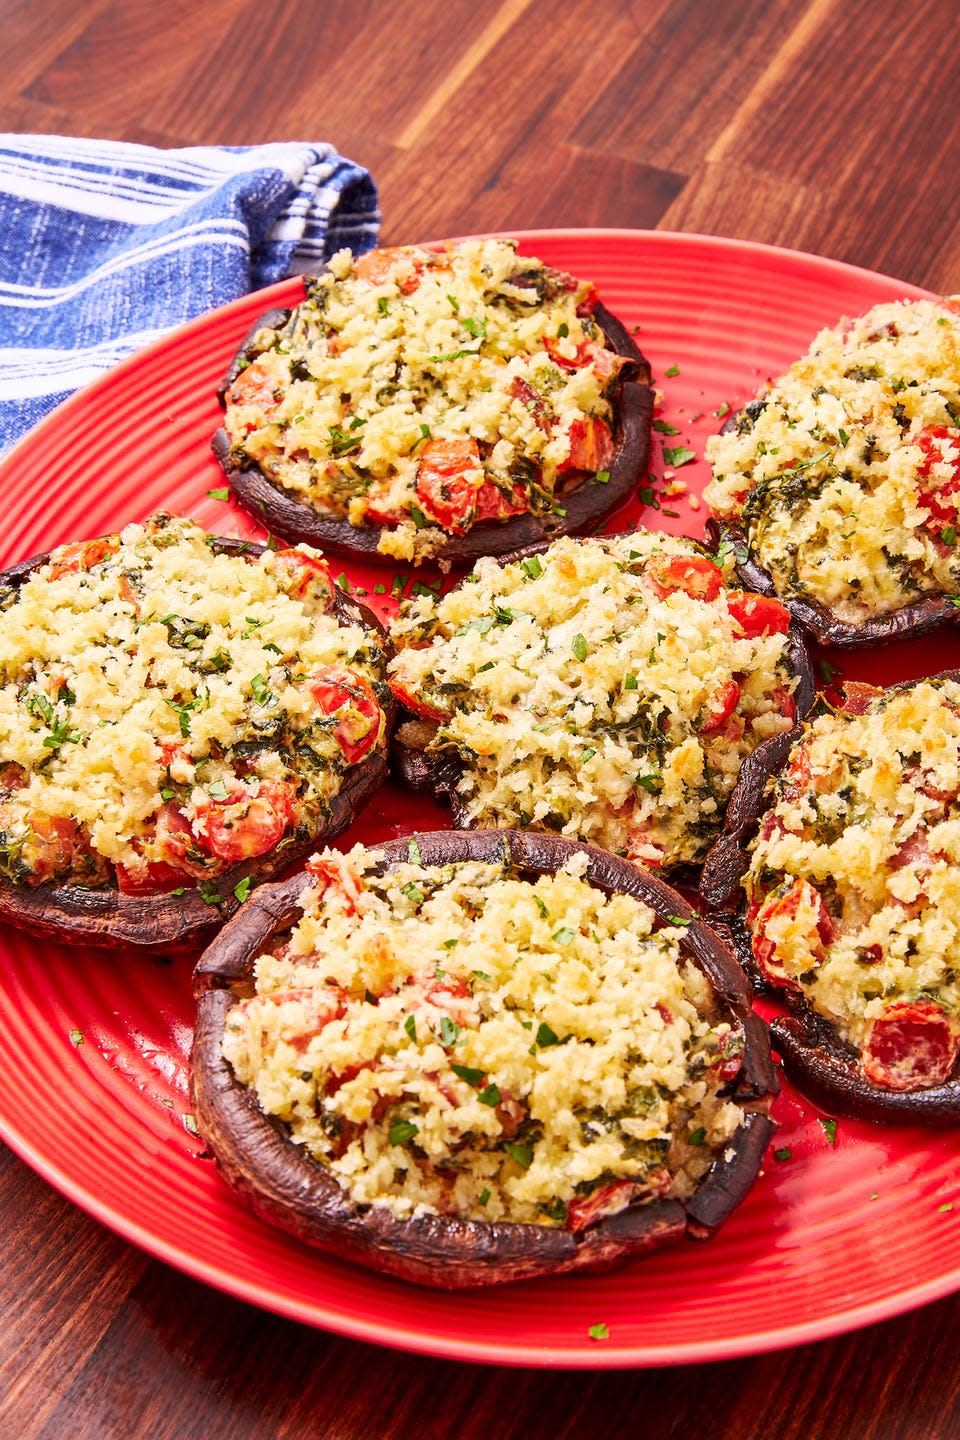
[2,2,960,1435]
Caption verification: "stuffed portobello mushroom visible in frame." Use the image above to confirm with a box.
[191,829,778,1288]
[386,530,814,876]
[213,238,653,567]
[705,297,960,646]
[0,515,393,948]
[701,672,960,1123]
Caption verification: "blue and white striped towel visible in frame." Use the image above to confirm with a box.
[0,136,380,453]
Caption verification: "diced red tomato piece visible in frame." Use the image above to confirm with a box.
[0,762,26,794]
[227,356,283,419]
[838,680,882,715]
[725,590,791,636]
[308,665,382,765]
[363,493,403,527]
[700,679,741,733]
[625,822,665,870]
[644,553,724,602]
[772,686,797,725]
[780,742,811,803]
[386,674,451,724]
[751,878,834,991]
[193,779,296,864]
[115,857,195,896]
[474,477,528,523]
[915,425,960,527]
[862,1000,959,1090]
[47,534,121,581]
[566,1174,670,1232]
[510,376,548,429]
[306,851,365,913]
[558,416,614,475]
[271,547,335,611]
[544,333,594,370]
[415,437,484,533]
[353,246,424,293]
[20,814,87,883]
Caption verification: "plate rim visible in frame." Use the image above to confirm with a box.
[0,226,952,1368]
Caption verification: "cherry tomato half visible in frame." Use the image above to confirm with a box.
[47,535,121,581]
[414,436,484,533]
[308,665,382,765]
[644,554,723,602]
[272,547,335,611]
[194,779,296,864]
[750,877,834,991]
[915,425,960,527]
[862,1000,959,1091]
[725,590,791,637]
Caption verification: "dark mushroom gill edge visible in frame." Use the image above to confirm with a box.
[191,829,778,1290]
[0,536,394,951]
[212,297,654,566]
[700,668,960,1125]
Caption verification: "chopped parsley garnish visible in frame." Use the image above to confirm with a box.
[653,419,680,435]
[838,428,850,446]
[389,1118,419,1146]
[207,778,229,801]
[233,875,253,903]
[428,346,480,363]
[401,881,425,904]
[377,296,390,314]
[407,838,421,864]
[551,926,575,945]
[819,1117,838,1146]
[409,503,428,530]
[535,1021,560,1047]
[571,632,588,662]
[439,1016,460,1047]
[938,1202,954,1213]
[478,1188,491,1206]
[942,526,958,547]
[206,486,230,501]
[404,1015,417,1042]
[199,881,223,906]
[774,1146,792,1162]
[68,1028,84,1047]
[250,673,272,705]
[534,895,549,919]
[623,671,638,689]
[595,469,610,483]
[477,1083,501,1107]
[662,445,696,468]
[521,555,544,580]
[504,1142,533,1169]
[451,1062,485,1087]
[635,772,662,794]
[714,402,730,418]
[588,1322,609,1341]
[688,1126,706,1146]
[665,364,680,378]
[183,1113,199,1136]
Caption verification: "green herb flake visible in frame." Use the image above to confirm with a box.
[653,419,680,435]
[665,364,680,378]
[401,881,425,905]
[819,1117,838,1146]
[207,778,229,801]
[551,926,575,945]
[206,486,230,502]
[662,445,696,468]
[407,837,422,865]
[404,1015,417,1042]
[588,1322,610,1341]
[838,428,850,446]
[377,296,390,314]
[536,1021,560,1048]
[439,1016,460,1047]
[504,1142,533,1170]
[581,747,596,763]
[184,1113,199,1136]
[595,469,610,483]
[233,875,253,904]
[870,1192,879,1200]
[688,1126,706,1146]
[623,672,638,690]
[521,555,544,579]
[68,1028,84,1047]
[774,1146,792,1162]
[451,1062,485,1088]
[250,673,272,705]
[478,1188,491,1206]
[635,772,662,794]
[942,526,958,547]
[571,632,588,662]
[409,503,428,530]
[389,1118,419,1146]
[477,1083,501,1107]
[939,1202,954,1213]
[534,895,549,919]
[818,658,838,683]
[714,402,730,418]
[667,914,690,926]
[199,882,223,906]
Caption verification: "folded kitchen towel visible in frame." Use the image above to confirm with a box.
[0,136,380,453]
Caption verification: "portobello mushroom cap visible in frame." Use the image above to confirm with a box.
[212,299,653,565]
[390,543,817,875]
[191,829,778,1289]
[707,515,960,649]
[0,536,395,951]
[700,669,960,1124]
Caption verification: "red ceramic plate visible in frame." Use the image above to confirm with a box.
[2,231,959,1369]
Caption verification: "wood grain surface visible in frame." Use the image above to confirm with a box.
[2,1,960,1437]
